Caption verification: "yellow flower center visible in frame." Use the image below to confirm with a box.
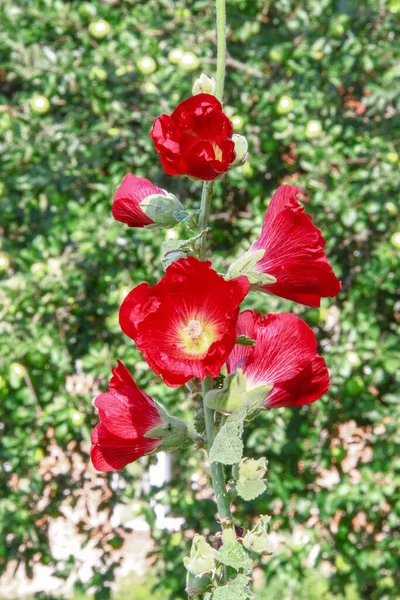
[179,318,216,357]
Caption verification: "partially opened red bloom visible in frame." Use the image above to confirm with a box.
[119,257,250,387]
[150,94,236,181]
[91,361,163,472]
[227,310,330,408]
[112,173,161,227]
[249,185,341,307]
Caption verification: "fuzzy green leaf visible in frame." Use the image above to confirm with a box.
[209,407,246,465]
[236,479,267,501]
[213,574,253,600]
[217,543,253,571]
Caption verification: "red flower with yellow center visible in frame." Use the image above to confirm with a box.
[150,94,236,181]
[119,257,250,387]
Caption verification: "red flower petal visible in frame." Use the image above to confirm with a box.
[91,423,158,472]
[112,173,163,227]
[227,310,330,408]
[119,257,250,387]
[251,185,341,307]
[150,94,236,181]
[94,360,161,440]
[90,361,162,472]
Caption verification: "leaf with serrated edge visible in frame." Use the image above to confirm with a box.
[236,479,267,501]
[217,543,253,571]
[213,574,253,600]
[209,407,246,465]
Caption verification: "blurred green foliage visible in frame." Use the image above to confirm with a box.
[1,0,399,599]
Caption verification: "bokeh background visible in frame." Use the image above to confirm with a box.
[1,0,399,598]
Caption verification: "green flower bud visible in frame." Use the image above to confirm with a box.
[243,516,276,555]
[192,73,216,96]
[185,572,212,598]
[231,134,249,167]
[184,534,220,577]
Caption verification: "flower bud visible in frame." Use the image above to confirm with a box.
[185,572,212,598]
[192,73,216,96]
[140,192,188,229]
[183,534,220,577]
[231,134,249,167]
[243,516,277,555]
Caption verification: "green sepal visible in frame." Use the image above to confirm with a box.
[184,534,220,578]
[144,403,190,451]
[235,335,256,346]
[161,229,209,269]
[185,572,213,598]
[140,192,188,229]
[227,250,277,286]
[242,516,276,555]
[205,370,272,416]
[205,371,247,414]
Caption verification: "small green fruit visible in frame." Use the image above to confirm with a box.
[30,95,50,114]
[276,95,294,114]
[168,48,184,64]
[231,114,244,130]
[10,363,26,378]
[390,232,400,248]
[386,151,398,164]
[179,52,199,71]
[305,120,322,138]
[137,56,157,74]
[0,252,10,271]
[88,20,111,39]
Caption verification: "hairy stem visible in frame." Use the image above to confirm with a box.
[215,0,227,102]
[197,0,236,582]
[202,376,236,547]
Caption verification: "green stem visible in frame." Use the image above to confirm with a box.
[198,182,214,259]
[215,0,227,102]
[197,0,236,580]
[202,376,236,546]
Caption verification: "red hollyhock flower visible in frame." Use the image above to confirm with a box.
[227,310,330,408]
[119,257,250,387]
[249,185,341,307]
[91,361,163,472]
[150,94,236,181]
